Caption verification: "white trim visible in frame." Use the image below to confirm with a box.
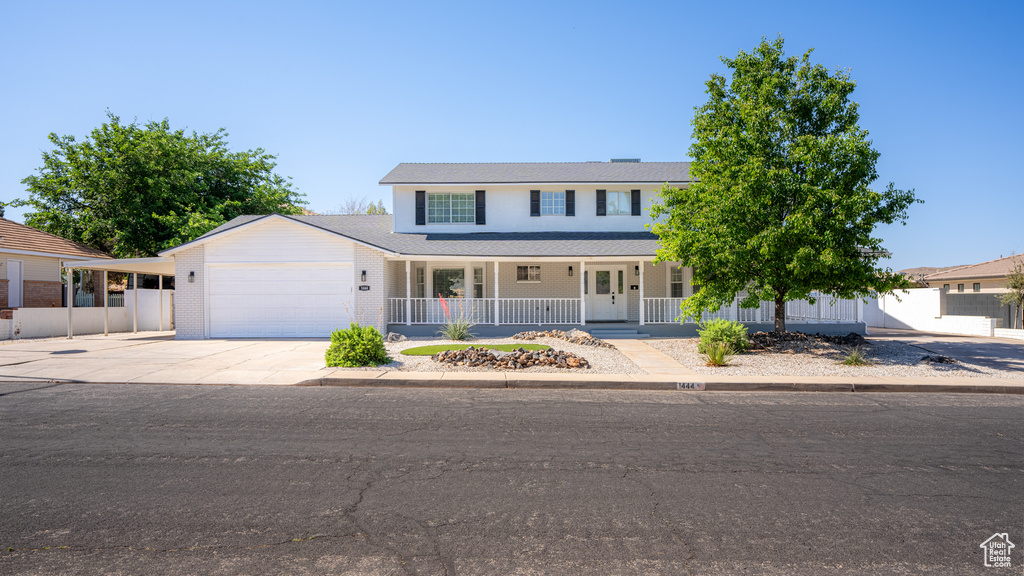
[159,214,399,257]
[0,248,105,260]
[388,255,656,263]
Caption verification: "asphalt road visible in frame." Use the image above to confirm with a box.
[1,384,1022,575]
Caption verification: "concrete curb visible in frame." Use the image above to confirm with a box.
[307,377,1024,394]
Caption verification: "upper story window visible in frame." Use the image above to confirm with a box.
[973,283,981,292]
[541,192,565,215]
[428,192,475,224]
[606,191,632,215]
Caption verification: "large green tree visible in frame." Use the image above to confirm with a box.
[651,37,919,332]
[17,112,305,257]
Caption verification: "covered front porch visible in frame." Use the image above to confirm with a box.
[384,256,862,332]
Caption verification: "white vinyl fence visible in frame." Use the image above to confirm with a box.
[0,289,172,340]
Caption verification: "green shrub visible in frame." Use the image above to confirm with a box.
[437,317,477,341]
[702,341,734,367]
[841,346,871,366]
[697,319,749,354]
[325,323,392,367]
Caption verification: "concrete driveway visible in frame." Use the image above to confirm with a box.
[0,332,330,385]
[867,328,1024,372]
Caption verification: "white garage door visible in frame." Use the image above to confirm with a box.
[208,264,352,338]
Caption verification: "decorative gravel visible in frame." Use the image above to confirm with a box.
[646,337,1024,379]
[336,336,646,374]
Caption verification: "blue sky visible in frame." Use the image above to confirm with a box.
[1,0,1021,271]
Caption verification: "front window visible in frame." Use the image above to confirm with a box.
[433,268,465,298]
[670,266,684,298]
[428,192,475,224]
[541,191,565,215]
[606,191,631,215]
[517,265,540,282]
[474,267,484,298]
[415,268,425,298]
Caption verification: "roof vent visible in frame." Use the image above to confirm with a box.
[609,158,640,163]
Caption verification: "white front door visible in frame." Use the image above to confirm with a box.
[7,260,23,307]
[586,267,627,321]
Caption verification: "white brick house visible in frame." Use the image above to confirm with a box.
[69,161,865,339]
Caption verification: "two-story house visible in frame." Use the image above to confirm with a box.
[68,160,863,339]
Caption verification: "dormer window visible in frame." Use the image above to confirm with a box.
[428,192,475,224]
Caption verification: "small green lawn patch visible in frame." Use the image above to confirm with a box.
[402,343,551,356]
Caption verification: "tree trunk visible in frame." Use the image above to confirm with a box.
[774,293,786,333]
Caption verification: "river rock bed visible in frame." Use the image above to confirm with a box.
[512,329,615,348]
[432,346,590,370]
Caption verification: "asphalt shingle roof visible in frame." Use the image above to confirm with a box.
[193,214,660,258]
[379,162,692,185]
[0,218,111,259]
[924,255,1024,281]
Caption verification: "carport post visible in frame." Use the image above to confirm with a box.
[66,266,74,339]
[103,270,109,336]
[158,275,164,331]
[133,273,138,334]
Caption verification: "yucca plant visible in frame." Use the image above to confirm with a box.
[702,341,734,367]
[841,346,870,366]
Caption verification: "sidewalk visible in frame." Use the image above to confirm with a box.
[0,332,1021,394]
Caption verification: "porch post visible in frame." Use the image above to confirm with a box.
[103,270,109,336]
[133,273,138,334]
[405,260,412,326]
[493,261,499,326]
[66,266,74,339]
[638,260,645,326]
[158,275,164,331]
[579,260,586,326]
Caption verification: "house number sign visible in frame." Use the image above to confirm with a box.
[358,285,370,291]
[677,382,706,391]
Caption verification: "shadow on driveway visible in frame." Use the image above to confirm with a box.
[868,328,1024,372]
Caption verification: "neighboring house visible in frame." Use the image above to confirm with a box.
[0,218,110,308]
[897,266,963,288]
[923,255,1023,294]
[70,160,864,339]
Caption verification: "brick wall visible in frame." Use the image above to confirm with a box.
[173,245,205,339]
[0,279,7,308]
[353,246,386,332]
[23,281,62,307]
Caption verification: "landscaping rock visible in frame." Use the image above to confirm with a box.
[431,346,591,370]
[748,331,867,351]
[512,329,614,349]
[385,332,407,343]
[920,354,958,364]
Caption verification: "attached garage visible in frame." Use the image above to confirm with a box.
[207,264,352,337]
[160,214,389,340]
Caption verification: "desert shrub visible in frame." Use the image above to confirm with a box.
[697,319,749,354]
[437,317,477,341]
[325,323,391,367]
[702,341,734,367]
[841,346,871,366]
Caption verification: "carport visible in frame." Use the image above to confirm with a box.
[62,257,175,338]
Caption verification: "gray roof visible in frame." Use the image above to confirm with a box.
[190,214,660,258]
[379,162,692,185]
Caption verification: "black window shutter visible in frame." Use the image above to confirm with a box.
[475,190,486,225]
[530,190,540,217]
[631,189,641,216]
[415,191,426,225]
[596,190,606,216]
[565,190,575,217]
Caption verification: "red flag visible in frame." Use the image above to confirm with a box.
[438,294,451,319]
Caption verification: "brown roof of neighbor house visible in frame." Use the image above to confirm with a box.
[0,218,111,259]
[924,255,1024,281]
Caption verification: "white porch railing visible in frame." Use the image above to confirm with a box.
[388,298,581,325]
[643,294,859,324]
